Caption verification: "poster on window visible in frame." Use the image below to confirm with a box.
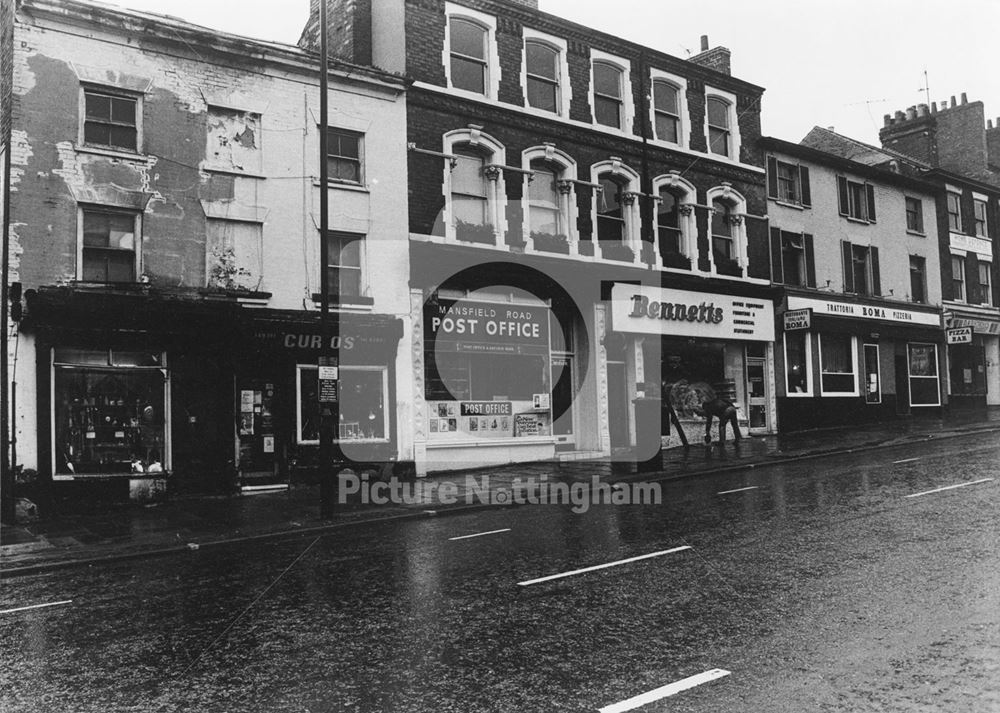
[908,345,936,376]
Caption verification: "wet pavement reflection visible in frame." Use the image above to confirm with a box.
[2,433,999,712]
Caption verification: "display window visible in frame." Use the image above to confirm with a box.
[296,365,388,444]
[53,348,168,476]
[783,331,812,396]
[908,343,941,406]
[819,333,858,396]
[424,295,553,440]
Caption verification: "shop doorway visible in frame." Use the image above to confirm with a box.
[606,361,630,450]
[551,355,575,448]
[745,344,768,434]
[234,379,283,489]
[894,355,910,415]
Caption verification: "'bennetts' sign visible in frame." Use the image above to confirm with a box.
[610,284,774,342]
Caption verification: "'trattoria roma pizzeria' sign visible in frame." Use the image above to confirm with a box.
[610,284,775,341]
[786,296,940,327]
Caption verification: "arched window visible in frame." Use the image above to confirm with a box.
[443,128,506,244]
[452,146,490,227]
[597,174,626,242]
[652,173,695,269]
[593,61,624,129]
[708,187,747,277]
[525,40,560,113]
[449,18,488,94]
[528,161,561,235]
[658,191,683,256]
[652,80,680,143]
[711,198,734,260]
[707,96,731,157]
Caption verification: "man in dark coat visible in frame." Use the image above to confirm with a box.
[701,397,741,444]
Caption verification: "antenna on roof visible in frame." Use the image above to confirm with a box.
[920,69,930,107]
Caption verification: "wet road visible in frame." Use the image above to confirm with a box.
[2,432,999,712]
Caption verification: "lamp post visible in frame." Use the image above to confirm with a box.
[318,0,341,518]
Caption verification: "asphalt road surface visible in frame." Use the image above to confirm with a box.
[2,431,999,712]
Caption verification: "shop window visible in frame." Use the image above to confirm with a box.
[905,196,924,233]
[326,128,363,184]
[767,157,811,207]
[82,87,139,152]
[54,349,167,476]
[951,255,966,302]
[947,192,962,232]
[909,255,926,304]
[841,241,880,296]
[979,261,993,306]
[784,331,812,396]
[837,176,876,223]
[652,80,680,143]
[206,219,263,291]
[706,96,731,157]
[908,343,940,406]
[819,333,858,396]
[974,198,989,238]
[296,365,388,444]
[325,231,364,300]
[80,208,138,283]
[949,342,987,396]
[448,16,490,95]
[525,40,560,113]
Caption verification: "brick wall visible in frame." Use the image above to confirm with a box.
[935,101,988,175]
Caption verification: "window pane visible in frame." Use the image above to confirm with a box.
[782,234,803,285]
[452,152,486,197]
[708,127,729,156]
[711,201,731,236]
[454,196,488,225]
[328,157,360,182]
[451,19,485,59]
[653,82,677,113]
[526,76,558,112]
[111,96,136,123]
[106,251,135,282]
[593,63,621,98]
[83,212,109,247]
[83,123,111,146]
[86,93,111,120]
[526,41,557,80]
[712,236,733,261]
[528,167,557,208]
[598,177,621,216]
[707,97,729,127]
[451,55,486,93]
[655,114,678,143]
[329,266,361,297]
[821,334,852,373]
[594,96,621,128]
[331,132,359,159]
[108,126,137,150]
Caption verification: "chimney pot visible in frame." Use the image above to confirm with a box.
[895,110,905,121]
[906,106,916,120]
[950,95,957,107]
[961,92,968,104]
[700,34,709,51]
[989,120,995,130]
[931,102,938,113]
[883,114,891,126]
[917,103,928,117]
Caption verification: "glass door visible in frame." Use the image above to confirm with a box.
[551,355,574,447]
[745,345,768,434]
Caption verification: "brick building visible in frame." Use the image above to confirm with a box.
[300,0,777,473]
[1,0,413,499]
[762,133,944,430]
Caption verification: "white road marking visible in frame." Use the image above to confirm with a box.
[893,457,920,464]
[517,546,691,587]
[449,528,511,541]
[905,478,994,499]
[717,486,758,495]
[598,669,732,713]
[0,600,73,615]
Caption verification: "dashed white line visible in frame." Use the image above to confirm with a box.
[448,528,511,541]
[717,486,758,495]
[0,600,73,615]
[598,669,732,713]
[905,478,994,498]
[893,457,921,464]
[517,546,691,587]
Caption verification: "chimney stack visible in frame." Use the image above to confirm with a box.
[690,34,731,75]
[700,35,709,51]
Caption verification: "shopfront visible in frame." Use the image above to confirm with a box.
[609,283,777,445]
[944,314,1000,410]
[777,294,944,430]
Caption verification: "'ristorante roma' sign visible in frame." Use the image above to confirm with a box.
[610,284,775,342]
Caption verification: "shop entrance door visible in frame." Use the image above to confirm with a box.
[745,351,768,434]
[606,361,630,450]
[234,379,283,488]
[551,355,575,448]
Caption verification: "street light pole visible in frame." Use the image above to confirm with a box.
[318,0,341,518]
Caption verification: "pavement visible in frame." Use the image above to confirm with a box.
[3,409,1000,576]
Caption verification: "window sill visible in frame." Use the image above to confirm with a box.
[843,216,873,225]
[772,199,807,211]
[297,438,390,447]
[312,179,370,193]
[75,144,147,161]
[311,294,375,307]
[906,229,926,237]
[203,166,266,179]
[784,392,814,398]
[819,391,861,398]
